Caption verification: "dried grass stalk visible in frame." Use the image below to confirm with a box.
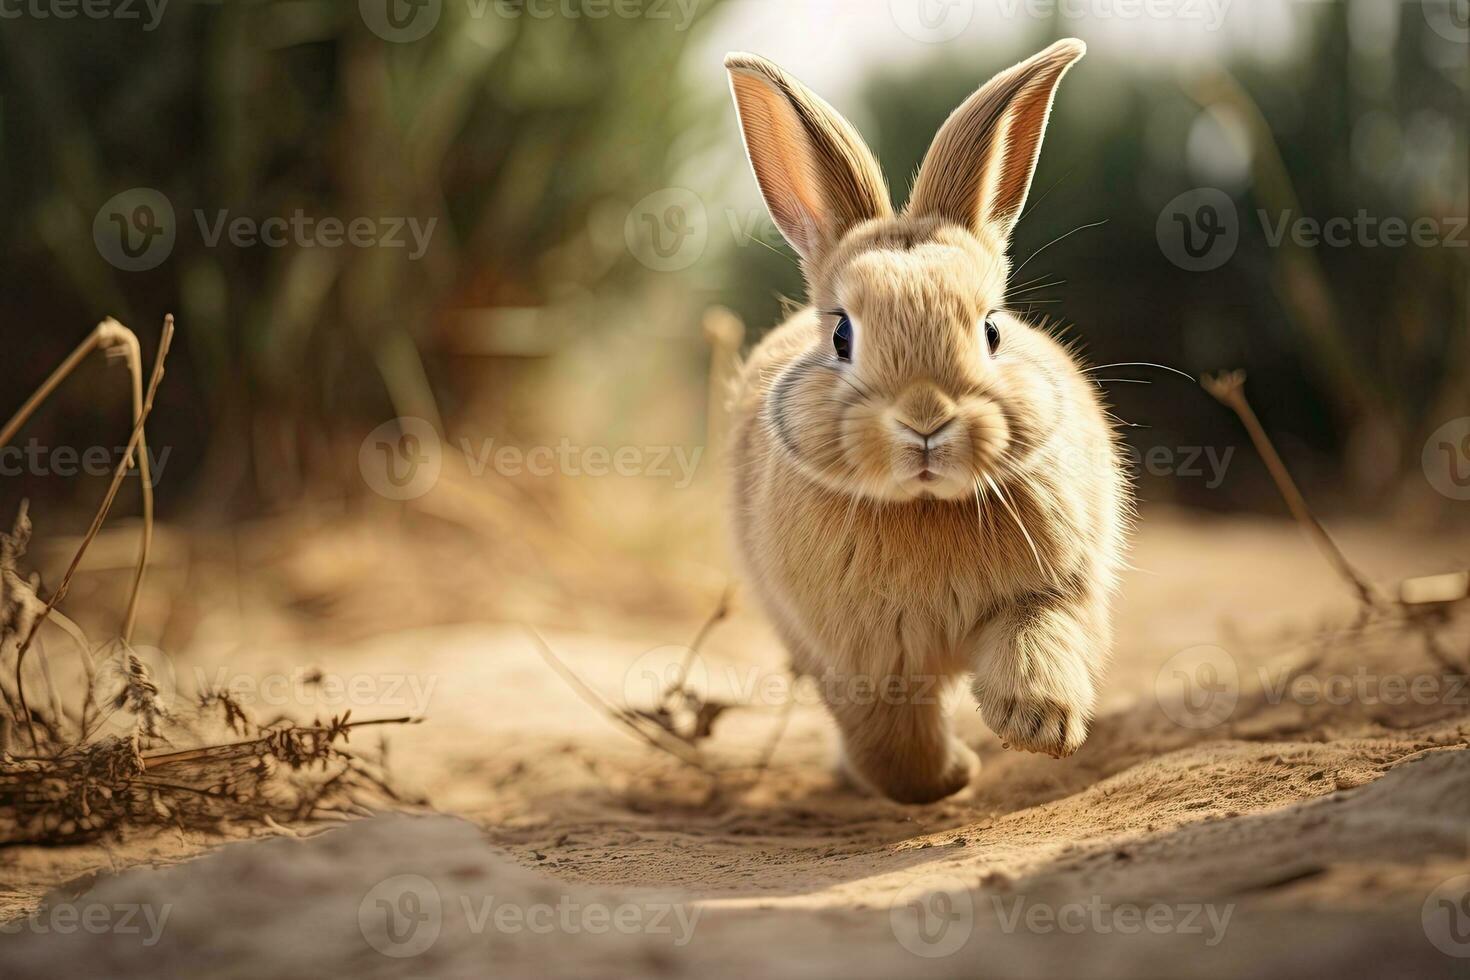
[1204,370,1383,609]
[0,714,418,845]
[1,316,423,845]
[0,317,159,644]
[11,317,174,748]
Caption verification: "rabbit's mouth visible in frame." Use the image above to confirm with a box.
[893,460,977,501]
[821,387,1013,502]
[878,395,1011,501]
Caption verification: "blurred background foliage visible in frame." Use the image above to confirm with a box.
[724,5,1468,518]
[0,0,726,520]
[0,0,1465,532]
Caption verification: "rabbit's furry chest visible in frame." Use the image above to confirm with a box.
[734,447,1091,677]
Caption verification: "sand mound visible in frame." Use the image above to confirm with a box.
[2,514,1468,977]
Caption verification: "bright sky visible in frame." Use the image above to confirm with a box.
[691,0,1310,98]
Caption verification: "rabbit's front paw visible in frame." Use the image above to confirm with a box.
[976,688,1088,759]
[968,595,1101,759]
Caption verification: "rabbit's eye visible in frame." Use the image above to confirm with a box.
[832,314,853,361]
[984,316,1001,355]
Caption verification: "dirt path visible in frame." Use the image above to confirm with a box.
[3,511,1469,977]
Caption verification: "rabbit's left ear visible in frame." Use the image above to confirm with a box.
[905,38,1085,242]
[725,52,891,269]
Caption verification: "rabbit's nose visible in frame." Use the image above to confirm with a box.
[894,416,955,444]
[892,386,958,444]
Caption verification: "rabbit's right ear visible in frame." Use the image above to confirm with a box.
[725,53,891,269]
[906,39,1085,243]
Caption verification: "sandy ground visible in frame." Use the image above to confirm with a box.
[2,509,1469,978]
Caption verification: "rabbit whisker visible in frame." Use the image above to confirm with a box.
[1016,168,1072,225]
[1011,218,1107,278]
[1008,278,1067,298]
[972,479,991,535]
[828,370,873,403]
[983,472,1053,585]
[746,234,799,266]
[1083,361,1194,382]
[1006,272,1059,293]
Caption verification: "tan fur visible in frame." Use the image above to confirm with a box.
[725,40,1130,803]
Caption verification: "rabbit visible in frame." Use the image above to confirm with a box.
[723,38,1129,804]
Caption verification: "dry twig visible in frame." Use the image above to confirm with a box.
[1,317,422,845]
[525,627,710,770]
[0,317,160,644]
[1204,370,1384,610]
[12,318,175,749]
